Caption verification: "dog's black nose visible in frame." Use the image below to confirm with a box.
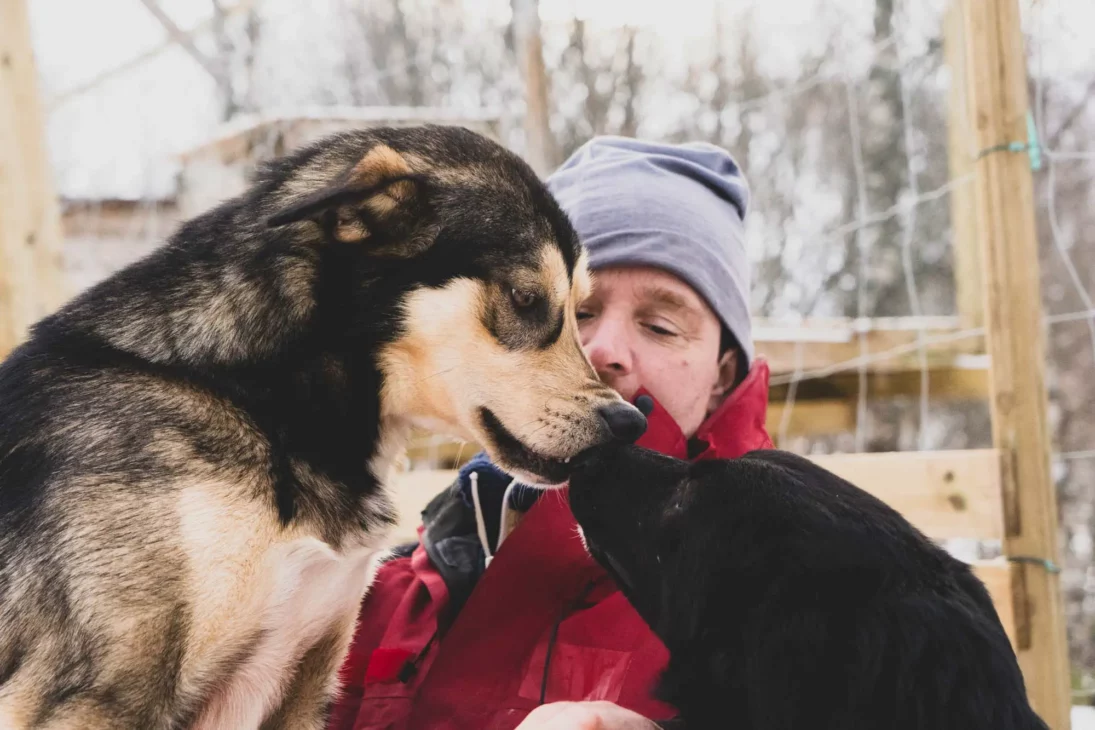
[597,402,647,443]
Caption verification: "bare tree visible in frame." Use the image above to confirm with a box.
[551,21,647,160]
[210,0,261,120]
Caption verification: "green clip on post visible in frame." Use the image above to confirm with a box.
[974,111,1042,171]
[1026,111,1042,171]
[1008,555,1062,574]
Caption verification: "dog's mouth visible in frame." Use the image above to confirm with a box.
[478,407,574,486]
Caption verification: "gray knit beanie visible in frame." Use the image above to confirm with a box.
[546,136,754,366]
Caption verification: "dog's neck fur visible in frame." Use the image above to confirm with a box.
[32,199,422,545]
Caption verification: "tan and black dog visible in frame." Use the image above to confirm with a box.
[0,126,645,729]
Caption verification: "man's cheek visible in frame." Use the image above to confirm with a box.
[643,362,685,404]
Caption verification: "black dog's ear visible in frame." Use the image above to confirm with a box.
[267,144,429,257]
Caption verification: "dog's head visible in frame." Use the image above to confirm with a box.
[567,443,748,713]
[569,445,844,639]
[567,444,700,634]
[265,126,645,486]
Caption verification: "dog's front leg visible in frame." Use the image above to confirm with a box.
[260,616,358,730]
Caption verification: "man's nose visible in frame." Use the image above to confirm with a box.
[582,317,633,378]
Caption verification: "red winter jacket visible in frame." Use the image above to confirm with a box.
[328,360,774,730]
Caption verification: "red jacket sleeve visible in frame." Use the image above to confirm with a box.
[327,556,418,730]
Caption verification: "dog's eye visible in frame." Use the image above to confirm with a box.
[510,288,539,310]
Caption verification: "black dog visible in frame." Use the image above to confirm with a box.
[568,445,1049,730]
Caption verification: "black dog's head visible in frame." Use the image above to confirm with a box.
[260,126,645,486]
[569,443,745,716]
[568,443,713,638]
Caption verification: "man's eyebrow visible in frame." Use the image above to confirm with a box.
[638,286,700,315]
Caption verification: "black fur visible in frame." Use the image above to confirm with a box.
[569,445,1049,730]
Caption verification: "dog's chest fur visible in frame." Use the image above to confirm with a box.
[192,535,386,730]
[184,426,406,730]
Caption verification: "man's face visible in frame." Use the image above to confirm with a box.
[577,266,739,438]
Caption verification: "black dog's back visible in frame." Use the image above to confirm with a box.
[567,444,1049,730]
[716,450,1048,730]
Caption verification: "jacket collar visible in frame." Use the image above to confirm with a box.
[633,357,774,460]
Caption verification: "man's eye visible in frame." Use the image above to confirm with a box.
[645,323,677,337]
[576,310,594,321]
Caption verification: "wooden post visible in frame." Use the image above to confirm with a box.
[959,0,1071,726]
[944,2,983,331]
[512,0,555,176]
[0,0,66,359]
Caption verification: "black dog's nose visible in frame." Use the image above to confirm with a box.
[598,402,647,443]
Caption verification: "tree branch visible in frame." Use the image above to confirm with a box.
[136,0,229,94]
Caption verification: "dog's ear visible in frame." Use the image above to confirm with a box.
[267,144,429,256]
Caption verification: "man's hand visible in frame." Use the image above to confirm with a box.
[515,701,661,730]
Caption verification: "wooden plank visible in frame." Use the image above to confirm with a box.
[756,322,985,378]
[403,430,475,470]
[768,366,989,404]
[768,400,856,442]
[389,449,1005,545]
[0,0,67,359]
[812,450,1004,541]
[388,469,458,544]
[972,559,1019,649]
[945,2,983,331]
[960,0,1070,724]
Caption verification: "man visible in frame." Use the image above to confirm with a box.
[327,136,773,730]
